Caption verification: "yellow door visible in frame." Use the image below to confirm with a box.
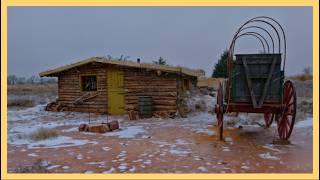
[107,69,125,114]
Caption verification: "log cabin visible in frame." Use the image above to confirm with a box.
[39,57,204,116]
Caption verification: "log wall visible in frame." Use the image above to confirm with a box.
[57,63,108,113]
[56,63,196,115]
[123,68,179,114]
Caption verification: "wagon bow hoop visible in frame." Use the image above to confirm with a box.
[226,16,287,110]
[228,16,287,72]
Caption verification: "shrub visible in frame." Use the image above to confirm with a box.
[29,128,58,141]
[7,98,34,107]
[14,159,50,173]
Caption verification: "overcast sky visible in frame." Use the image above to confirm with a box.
[8,6,312,77]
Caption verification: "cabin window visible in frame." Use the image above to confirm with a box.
[81,75,97,91]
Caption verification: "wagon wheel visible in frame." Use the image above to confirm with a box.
[277,80,297,140]
[264,113,274,128]
[215,83,224,140]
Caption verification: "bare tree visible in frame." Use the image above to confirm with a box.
[7,75,18,85]
[303,67,311,75]
[27,75,36,84]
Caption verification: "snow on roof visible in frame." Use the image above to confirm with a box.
[39,57,204,77]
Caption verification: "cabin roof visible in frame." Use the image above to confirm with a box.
[39,57,204,77]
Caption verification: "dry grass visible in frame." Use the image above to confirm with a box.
[29,128,58,141]
[14,159,50,173]
[197,77,224,90]
[8,84,58,108]
[288,74,313,81]
[8,84,57,94]
[7,98,34,107]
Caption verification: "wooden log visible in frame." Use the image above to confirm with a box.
[128,110,137,120]
[86,124,110,133]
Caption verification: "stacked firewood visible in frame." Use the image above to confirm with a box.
[45,101,67,112]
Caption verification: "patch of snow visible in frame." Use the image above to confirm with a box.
[118,164,128,170]
[76,154,83,160]
[295,117,313,128]
[8,105,47,122]
[129,166,136,172]
[175,139,192,145]
[8,105,122,141]
[186,94,215,112]
[169,149,191,156]
[9,136,97,149]
[225,137,233,142]
[27,153,38,157]
[62,166,70,169]
[104,126,146,138]
[103,167,116,173]
[194,128,216,136]
[62,127,78,132]
[142,135,151,139]
[197,166,208,172]
[143,160,152,165]
[262,144,285,154]
[40,160,50,167]
[102,147,111,151]
[151,140,177,148]
[222,147,230,152]
[241,165,250,170]
[133,159,143,162]
[258,152,280,160]
[84,170,94,174]
[87,161,105,165]
[46,165,61,170]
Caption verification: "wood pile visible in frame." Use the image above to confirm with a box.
[45,101,67,112]
[73,91,100,105]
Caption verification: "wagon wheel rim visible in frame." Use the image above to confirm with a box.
[278,80,296,140]
[216,83,224,140]
[264,113,274,128]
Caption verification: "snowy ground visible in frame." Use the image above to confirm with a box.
[7,103,313,173]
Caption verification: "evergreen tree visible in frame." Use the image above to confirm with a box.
[212,50,229,78]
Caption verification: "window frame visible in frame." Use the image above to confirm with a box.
[79,74,98,92]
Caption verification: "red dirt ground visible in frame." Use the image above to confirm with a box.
[7,111,312,173]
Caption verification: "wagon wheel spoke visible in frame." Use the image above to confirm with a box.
[287,101,294,108]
